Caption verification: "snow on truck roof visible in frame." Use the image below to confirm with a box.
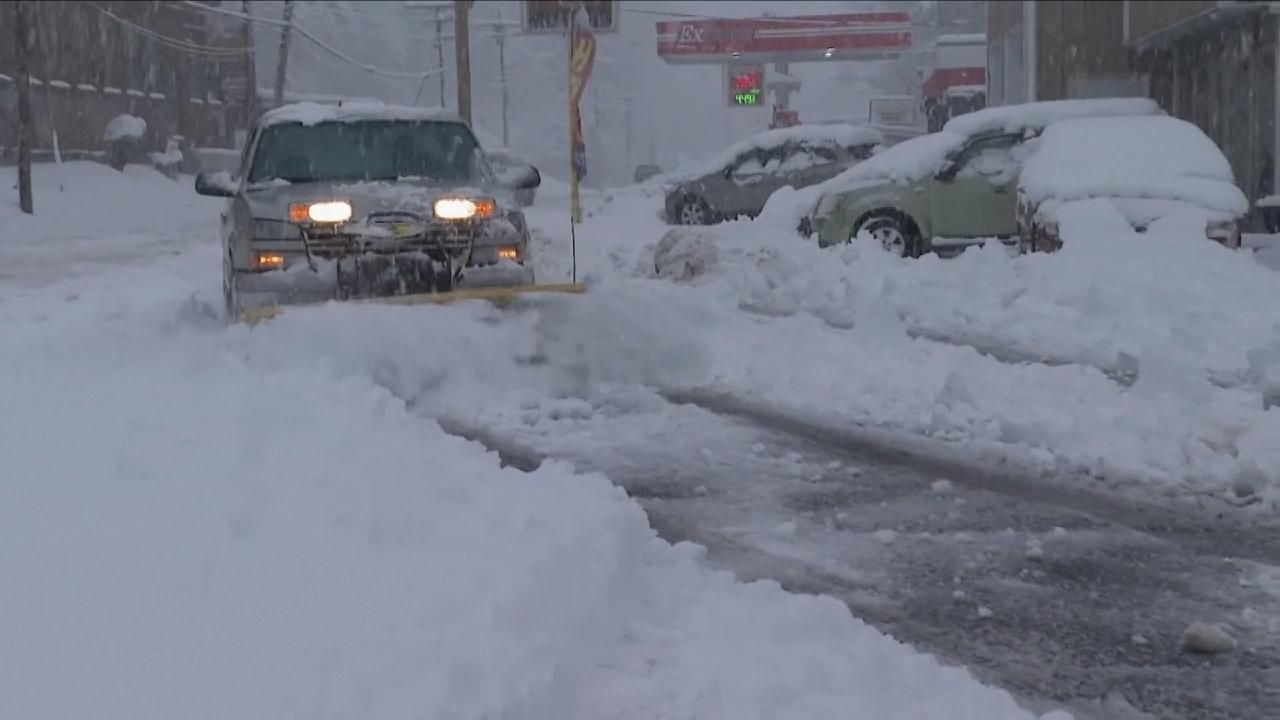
[1019,115,1247,216]
[259,101,465,128]
[670,123,884,181]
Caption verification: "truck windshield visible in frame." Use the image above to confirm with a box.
[247,119,481,185]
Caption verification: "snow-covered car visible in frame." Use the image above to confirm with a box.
[1016,115,1247,251]
[194,101,541,319]
[663,123,883,226]
[482,148,540,207]
[804,98,1164,257]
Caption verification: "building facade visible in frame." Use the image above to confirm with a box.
[0,1,248,156]
[986,0,1280,225]
[1133,1,1277,216]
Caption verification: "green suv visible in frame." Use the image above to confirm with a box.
[808,98,1163,257]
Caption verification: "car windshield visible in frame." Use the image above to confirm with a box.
[247,119,481,185]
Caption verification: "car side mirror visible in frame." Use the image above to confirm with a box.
[935,162,958,182]
[195,171,238,197]
[512,164,541,190]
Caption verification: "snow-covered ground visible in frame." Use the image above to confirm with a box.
[3,163,1062,718]
[524,180,1280,512]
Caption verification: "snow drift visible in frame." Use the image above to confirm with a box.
[534,180,1280,511]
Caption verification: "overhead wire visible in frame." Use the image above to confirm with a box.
[178,1,444,79]
[87,2,246,58]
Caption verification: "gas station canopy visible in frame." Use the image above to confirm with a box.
[656,12,911,65]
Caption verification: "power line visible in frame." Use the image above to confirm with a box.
[88,3,245,58]
[179,0,444,79]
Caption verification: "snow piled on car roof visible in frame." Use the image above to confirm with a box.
[669,123,884,182]
[943,97,1161,138]
[1019,115,1248,216]
[772,98,1168,223]
[261,101,464,127]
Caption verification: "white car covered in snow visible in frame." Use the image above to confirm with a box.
[1017,115,1248,252]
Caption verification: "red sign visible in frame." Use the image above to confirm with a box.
[731,72,759,92]
[726,64,764,107]
[922,67,987,100]
[657,12,911,65]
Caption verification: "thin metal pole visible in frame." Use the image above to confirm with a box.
[435,8,446,106]
[454,0,471,124]
[568,25,577,282]
[241,0,257,131]
[497,25,509,146]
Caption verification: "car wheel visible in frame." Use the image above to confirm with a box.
[854,214,916,257]
[677,196,712,225]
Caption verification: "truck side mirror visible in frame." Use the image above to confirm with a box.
[195,171,239,197]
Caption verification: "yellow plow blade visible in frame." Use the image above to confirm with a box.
[241,283,586,325]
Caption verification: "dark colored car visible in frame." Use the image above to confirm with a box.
[663,124,883,225]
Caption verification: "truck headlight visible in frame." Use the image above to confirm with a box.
[288,200,352,224]
[433,197,497,220]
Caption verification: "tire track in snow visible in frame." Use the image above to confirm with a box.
[662,388,1280,561]
[438,394,1280,720]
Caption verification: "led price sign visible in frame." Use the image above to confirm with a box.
[726,64,764,107]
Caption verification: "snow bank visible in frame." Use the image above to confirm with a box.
[1,161,1047,720]
[537,186,1280,510]
[654,226,719,281]
[0,162,217,290]
[1020,116,1247,218]
[149,138,184,167]
[668,123,884,182]
[103,113,147,142]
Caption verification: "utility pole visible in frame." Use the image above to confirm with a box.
[453,0,471,124]
[435,8,447,106]
[495,22,508,146]
[14,0,33,214]
[273,0,294,108]
[240,0,258,136]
